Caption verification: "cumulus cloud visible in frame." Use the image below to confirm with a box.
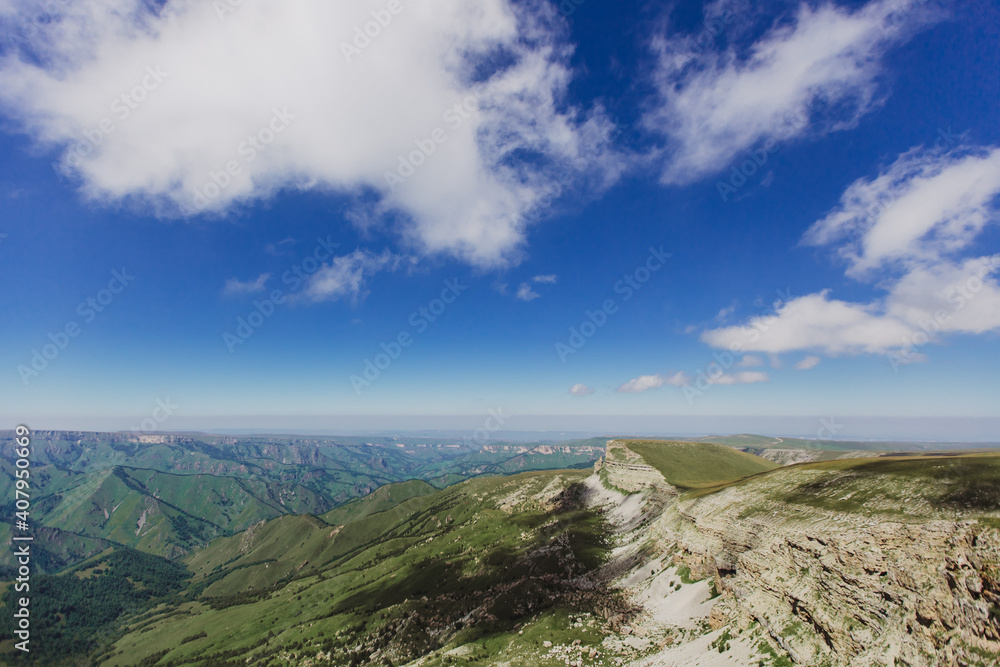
[617,371,689,393]
[302,249,399,303]
[794,355,821,370]
[0,0,622,267]
[222,273,269,296]
[702,291,914,354]
[702,144,1000,356]
[645,0,937,183]
[516,283,541,301]
[737,354,764,367]
[569,383,594,396]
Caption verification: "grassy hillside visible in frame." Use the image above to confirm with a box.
[686,452,1000,521]
[93,471,620,667]
[775,453,1000,517]
[690,433,1000,453]
[622,439,779,489]
[0,431,603,573]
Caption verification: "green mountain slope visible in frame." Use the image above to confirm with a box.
[0,431,604,572]
[4,449,1000,666]
[689,433,1000,453]
[621,439,779,489]
[717,452,1000,517]
[94,471,620,666]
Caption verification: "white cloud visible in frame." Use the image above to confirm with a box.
[805,147,1000,277]
[715,303,736,322]
[664,371,691,387]
[617,374,665,393]
[516,283,540,301]
[617,371,689,393]
[303,249,399,303]
[0,0,622,268]
[533,274,558,283]
[645,0,936,183]
[702,290,916,354]
[885,255,1000,334]
[222,273,269,296]
[569,383,594,396]
[709,371,769,385]
[737,354,763,367]
[702,144,1000,357]
[264,237,296,256]
[794,355,821,370]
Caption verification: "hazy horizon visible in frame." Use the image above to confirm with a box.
[10,414,1000,443]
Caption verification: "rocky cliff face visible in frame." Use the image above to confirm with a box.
[751,448,882,466]
[654,501,1000,665]
[607,448,1000,666]
[600,440,677,494]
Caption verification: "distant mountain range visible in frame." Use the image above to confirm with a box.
[2,432,999,665]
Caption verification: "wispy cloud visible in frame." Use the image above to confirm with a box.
[516,283,541,301]
[303,249,399,303]
[645,0,938,183]
[708,371,769,385]
[804,146,1000,278]
[264,237,296,256]
[569,383,594,396]
[794,355,821,370]
[715,303,736,322]
[533,274,558,284]
[617,371,689,393]
[223,273,269,296]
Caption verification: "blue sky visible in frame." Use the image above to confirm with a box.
[0,0,998,438]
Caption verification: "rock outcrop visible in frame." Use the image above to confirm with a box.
[616,448,1000,666]
[600,440,676,494]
